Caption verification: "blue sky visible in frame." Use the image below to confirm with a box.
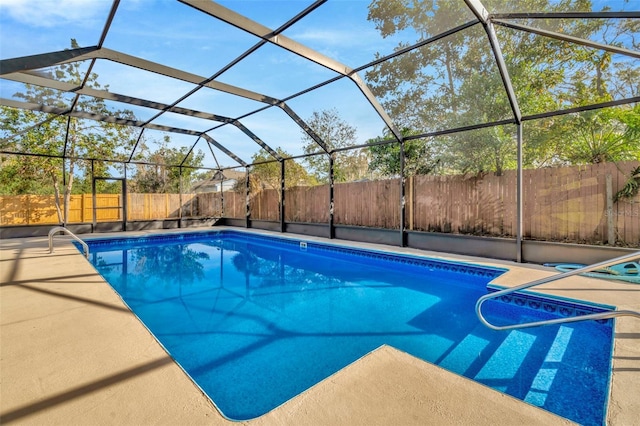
[0,0,411,169]
[1,0,637,169]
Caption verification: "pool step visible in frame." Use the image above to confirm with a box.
[523,326,574,407]
[439,332,490,375]
[473,330,537,392]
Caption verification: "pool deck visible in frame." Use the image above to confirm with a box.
[1,227,638,425]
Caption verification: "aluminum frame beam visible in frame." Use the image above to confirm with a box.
[2,72,286,132]
[7,46,281,106]
[1,99,160,132]
[1,72,263,164]
[463,0,490,23]
[493,20,640,60]
[231,121,281,160]
[463,0,522,123]
[492,11,640,19]
[485,21,522,123]
[0,97,249,166]
[239,20,483,155]
[0,149,220,171]
[179,0,402,142]
[277,102,329,153]
[116,0,328,162]
[201,134,248,167]
[3,49,325,161]
[172,0,329,156]
[0,46,100,75]
[522,96,640,121]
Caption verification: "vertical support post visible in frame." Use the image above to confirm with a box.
[328,153,335,239]
[400,140,407,247]
[516,122,523,263]
[91,160,96,233]
[219,171,224,219]
[408,175,414,231]
[280,159,286,233]
[122,168,128,232]
[606,174,615,245]
[245,167,251,228]
[62,158,67,226]
[178,166,183,229]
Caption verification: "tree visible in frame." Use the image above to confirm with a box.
[365,0,637,173]
[0,39,137,223]
[556,105,640,164]
[367,128,440,177]
[129,136,205,193]
[301,109,371,183]
[238,148,317,196]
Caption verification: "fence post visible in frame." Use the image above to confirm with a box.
[91,160,96,232]
[245,167,251,228]
[400,140,407,247]
[220,172,224,218]
[606,174,615,245]
[516,122,523,262]
[408,175,414,231]
[329,154,335,239]
[178,166,182,228]
[280,160,285,233]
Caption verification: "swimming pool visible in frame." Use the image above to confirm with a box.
[81,230,613,424]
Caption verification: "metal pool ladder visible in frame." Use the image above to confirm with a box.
[476,251,640,331]
[48,226,89,259]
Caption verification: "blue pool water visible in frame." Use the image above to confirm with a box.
[81,231,613,424]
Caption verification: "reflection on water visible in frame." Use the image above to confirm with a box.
[87,235,612,425]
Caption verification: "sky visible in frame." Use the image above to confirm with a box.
[0,0,637,169]
[0,0,412,169]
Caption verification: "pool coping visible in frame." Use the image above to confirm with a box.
[1,226,638,425]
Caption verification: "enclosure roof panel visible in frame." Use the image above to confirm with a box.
[1,0,638,168]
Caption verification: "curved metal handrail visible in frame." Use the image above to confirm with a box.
[476,251,640,330]
[48,226,89,259]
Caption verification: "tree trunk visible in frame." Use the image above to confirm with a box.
[51,173,64,224]
[63,162,75,225]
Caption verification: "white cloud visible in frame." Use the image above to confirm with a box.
[0,0,111,28]
[292,28,370,46]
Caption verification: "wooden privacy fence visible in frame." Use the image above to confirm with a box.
[285,185,329,223]
[0,193,223,225]
[227,161,640,246]
[2,162,638,246]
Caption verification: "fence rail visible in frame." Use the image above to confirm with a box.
[1,162,638,246]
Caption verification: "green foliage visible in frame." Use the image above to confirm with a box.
[0,40,138,222]
[0,37,204,203]
[552,105,640,164]
[301,109,370,183]
[365,0,639,175]
[0,155,58,195]
[367,128,440,176]
[129,137,205,193]
[614,165,640,202]
[243,148,317,196]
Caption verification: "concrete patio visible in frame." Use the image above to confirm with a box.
[1,229,638,425]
